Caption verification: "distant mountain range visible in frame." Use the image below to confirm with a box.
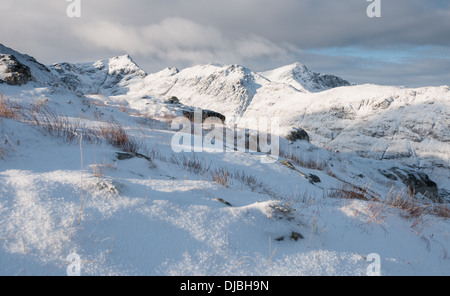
[1,43,449,199]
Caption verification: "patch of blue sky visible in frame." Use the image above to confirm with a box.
[305,45,450,64]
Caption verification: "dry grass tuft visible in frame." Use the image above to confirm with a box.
[0,144,5,160]
[279,148,328,171]
[431,204,450,218]
[23,105,84,142]
[98,120,138,153]
[330,183,450,220]
[170,154,211,176]
[0,95,141,155]
[383,191,425,219]
[91,163,105,178]
[233,170,265,192]
[211,168,230,187]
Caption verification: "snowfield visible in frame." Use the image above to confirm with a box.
[0,44,449,276]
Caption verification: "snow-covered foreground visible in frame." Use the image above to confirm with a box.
[0,94,449,276]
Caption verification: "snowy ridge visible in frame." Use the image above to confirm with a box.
[127,62,448,196]
[0,44,58,86]
[134,63,271,119]
[241,84,450,196]
[49,55,147,96]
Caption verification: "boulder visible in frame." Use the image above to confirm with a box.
[290,231,304,241]
[308,173,321,184]
[166,96,180,105]
[182,107,226,123]
[286,127,310,143]
[390,167,442,203]
[0,54,32,85]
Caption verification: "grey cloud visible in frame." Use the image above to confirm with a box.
[72,17,289,65]
[0,0,449,87]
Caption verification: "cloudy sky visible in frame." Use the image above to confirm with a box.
[1,0,449,87]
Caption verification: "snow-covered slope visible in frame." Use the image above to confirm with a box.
[124,62,448,198]
[0,44,449,276]
[241,84,450,197]
[1,115,448,276]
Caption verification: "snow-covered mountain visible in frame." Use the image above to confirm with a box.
[114,59,449,199]
[138,63,277,119]
[1,44,449,276]
[49,55,147,96]
[241,84,450,197]
[2,43,448,197]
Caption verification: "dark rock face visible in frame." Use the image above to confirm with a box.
[167,96,180,105]
[310,74,350,91]
[390,167,442,203]
[286,127,310,143]
[49,55,147,95]
[0,54,32,85]
[308,174,321,184]
[286,63,351,92]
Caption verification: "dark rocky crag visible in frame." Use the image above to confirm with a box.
[0,54,32,85]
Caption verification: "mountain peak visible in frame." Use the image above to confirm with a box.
[49,54,147,95]
[261,62,351,93]
[102,54,147,76]
[290,62,309,71]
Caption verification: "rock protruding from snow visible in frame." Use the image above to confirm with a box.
[286,127,310,143]
[0,54,32,85]
[261,62,351,93]
[384,167,442,203]
[181,107,226,123]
